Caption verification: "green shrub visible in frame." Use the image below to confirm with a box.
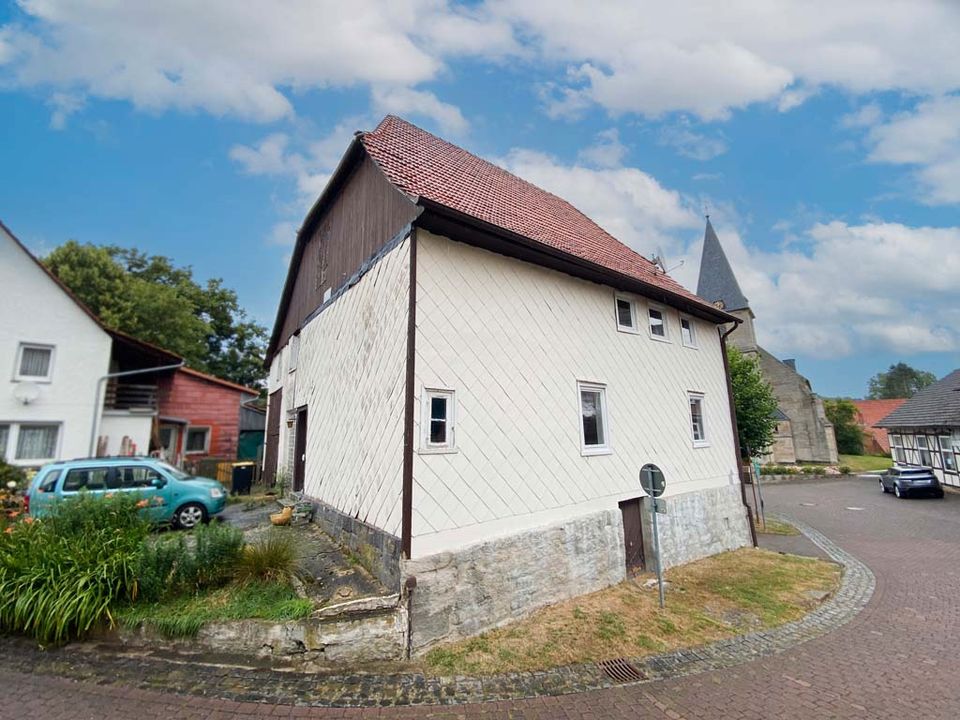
[0,494,149,644]
[137,522,243,601]
[839,465,852,475]
[235,529,301,585]
[801,466,821,475]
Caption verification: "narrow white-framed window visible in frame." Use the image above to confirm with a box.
[679,315,698,348]
[578,381,611,456]
[614,294,639,334]
[939,435,956,472]
[15,343,54,382]
[420,388,456,453]
[688,392,708,447]
[184,426,211,454]
[647,305,669,341]
[0,424,9,460]
[15,423,59,461]
[917,435,932,466]
[288,334,300,373]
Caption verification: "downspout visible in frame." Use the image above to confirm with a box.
[719,325,758,548]
[89,362,186,457]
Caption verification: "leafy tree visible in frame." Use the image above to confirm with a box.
[867,362,936,399]
[823,398,864,455]
[44,241,267,388]
[727,347,779,458]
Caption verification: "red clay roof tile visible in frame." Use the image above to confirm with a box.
[360,116,718,314]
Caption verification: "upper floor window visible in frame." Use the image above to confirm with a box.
[689,392,708,447]
[420,389,456,453]
[288,334,300,373]
[648,306,669,341]
[15,343,54,381]
[940,435,956,472]
[578,381,611,455]
[916,435,932,466]
[614,295,638,333]
[680,316,697,348]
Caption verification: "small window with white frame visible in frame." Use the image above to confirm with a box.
[15,424,59,461]
[647,305,669,341]
[614,294,639,334]
[420,389,456,453]
[578,381,611,455]
[15,343,54,382]
[917,435,932,466]
[185,426,211,454]
[680,315,698,348]
[939,435,956,472]
[288,334,300,373]
[890,434,906,464]
[688,392,708,447]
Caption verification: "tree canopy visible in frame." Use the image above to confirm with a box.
[727,347,779,458]
[867,362,936,399]
[44,241,267,388]
[823,398,864,455]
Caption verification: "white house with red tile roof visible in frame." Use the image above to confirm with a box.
[264,115,754,652]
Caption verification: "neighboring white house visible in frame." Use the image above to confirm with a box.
[0,220,180,468]
[263,116,754,652]
[876,369,960,488]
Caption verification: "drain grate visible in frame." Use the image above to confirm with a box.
[597,657,646,683]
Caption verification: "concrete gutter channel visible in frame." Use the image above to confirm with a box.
[6,516,875,707]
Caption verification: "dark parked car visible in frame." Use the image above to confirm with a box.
[879,466,944,499]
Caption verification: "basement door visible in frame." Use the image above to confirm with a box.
[618,497,645,572]
[293,407,307,493]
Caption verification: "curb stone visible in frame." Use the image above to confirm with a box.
[0,517,874,707]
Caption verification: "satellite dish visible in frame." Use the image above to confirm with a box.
[13,382,41,405]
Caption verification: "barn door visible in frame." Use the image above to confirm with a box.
[293,407,307,493]
[619,498,645,572]
[263,389,282,487]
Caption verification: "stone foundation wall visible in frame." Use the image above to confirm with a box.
[642,483,753,569]
[403,508,626,654]
[310,498,401,591]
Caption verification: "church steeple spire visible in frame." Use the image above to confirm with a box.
[696,218,750,312]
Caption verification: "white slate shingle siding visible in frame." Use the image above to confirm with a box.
[411,230,739,557]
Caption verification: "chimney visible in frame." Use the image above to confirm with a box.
[783,358,797,371]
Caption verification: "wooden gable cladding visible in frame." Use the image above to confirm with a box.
[275,153,419,352]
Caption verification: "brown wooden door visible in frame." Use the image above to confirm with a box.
[263,389,282,487]
[293,407,307,492]
[619,498,645,572]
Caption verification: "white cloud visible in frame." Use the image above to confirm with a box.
[577,128,627,168]
[1,0,505,126]
[840,102,883,129]
[266,220,299,247]
[490,0,960,120]
[46,91,84,129]
[862,95,960,204]
[684,220,960,358]
[658,120,727,161]
[371,86,468,136]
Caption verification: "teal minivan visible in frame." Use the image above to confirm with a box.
[25,457,228,529]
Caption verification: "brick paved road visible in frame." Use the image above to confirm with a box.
[3,477,959,719]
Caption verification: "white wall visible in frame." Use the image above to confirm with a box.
[99,411,154,456]
[411,230,741,558]
[268,238,410,535]
[0,226,113,466]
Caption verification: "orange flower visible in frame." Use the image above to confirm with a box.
[23,516,34,525]
[3,527,12,535]
[136,499,150,508]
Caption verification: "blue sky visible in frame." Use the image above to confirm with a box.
[2,1,959,397]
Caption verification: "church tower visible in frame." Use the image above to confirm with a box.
[696,218,758,352]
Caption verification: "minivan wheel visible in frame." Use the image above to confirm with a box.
[174,502,207,529]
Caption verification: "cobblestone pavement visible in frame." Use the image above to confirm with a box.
[3,478,960,719]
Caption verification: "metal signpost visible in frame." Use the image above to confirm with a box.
[639,463,666,609]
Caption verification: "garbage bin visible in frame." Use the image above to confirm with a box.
[231,462,255,495]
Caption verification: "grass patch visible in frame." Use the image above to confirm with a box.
[117,581,313,638]
[757,518,801,536]
[423,548,840,676]
[839,454,893,473]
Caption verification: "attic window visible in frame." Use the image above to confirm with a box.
[615,295,638,333]
[648,306,669,341]
[680,316,697,348]
[16,344,54,381]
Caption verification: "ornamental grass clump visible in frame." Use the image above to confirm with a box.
[234,529,301,585]
[0,493,149,645]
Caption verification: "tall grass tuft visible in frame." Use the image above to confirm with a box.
[137,522,243,601]
[234,530,301,585]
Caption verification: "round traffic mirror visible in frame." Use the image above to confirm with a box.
[639,463,666,498]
